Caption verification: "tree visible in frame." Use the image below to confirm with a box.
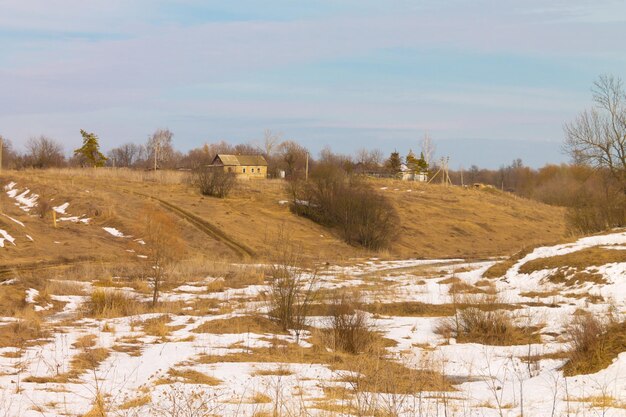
[564,75,626,193]
[385,150,402,173]
[277,140,309,179]
[74,130,107,167]
[147,128,174,170]
[141,208,184,305]
[420,132,436,167]
[108,143,142,167]
[25,136,65,168]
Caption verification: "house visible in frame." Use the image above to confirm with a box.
[399,163,428,182]
[210,154,268,179]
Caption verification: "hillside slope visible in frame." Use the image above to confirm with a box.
[0,170,566,266]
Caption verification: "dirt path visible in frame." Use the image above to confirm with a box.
[121,189,255,259]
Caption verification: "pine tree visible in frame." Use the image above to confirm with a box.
[405,149,419,172]
[386,150,402,173]
[74,130,107,167]
[417,151,429,171]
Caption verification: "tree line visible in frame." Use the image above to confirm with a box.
[1,75,624,233]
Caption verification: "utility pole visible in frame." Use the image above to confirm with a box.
[0,136,3,173]
[305,152,309,181]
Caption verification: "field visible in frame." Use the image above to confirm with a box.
[0,170,624,417]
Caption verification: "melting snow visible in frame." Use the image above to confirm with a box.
[2,213,25,227]
[53,202,70,214]
[0,229,15,247]
[103,227,127,237]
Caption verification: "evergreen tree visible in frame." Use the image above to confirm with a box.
[74,130,107,167]
[385,150,402,173]
[416,151,429,171]
[405,149,419,168]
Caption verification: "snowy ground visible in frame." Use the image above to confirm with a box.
[0,231,625,416]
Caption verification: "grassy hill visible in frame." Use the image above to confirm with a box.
[0,169,566,269]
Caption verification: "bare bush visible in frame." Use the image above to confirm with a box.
[192,167,237,198]
[265,233,317,340]
[436,295,539,345]
[34,196,52,219]
[141,208,185,305]
[563,311,625,376]
[324,292,375,354]
[291,163,399,250]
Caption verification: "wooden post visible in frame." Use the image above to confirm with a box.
[53,211,57,228]
[305,152,309,181]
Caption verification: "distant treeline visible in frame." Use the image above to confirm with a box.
[1,130,623,234]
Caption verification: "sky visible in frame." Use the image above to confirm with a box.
[1,1,625,168]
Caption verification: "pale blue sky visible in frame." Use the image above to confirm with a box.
[1,1,625,167]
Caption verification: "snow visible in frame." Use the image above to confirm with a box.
[1,230,625,417]
[103,227,127,237]
[14,189,39,211]
[2,213,25,227]
[0,229,15,247]
[52,202,69,214]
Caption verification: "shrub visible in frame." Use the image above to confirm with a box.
[563,312,626,376]
[88,289,141,318]
[435,296,540,345]
[264,234,317,340]
[35,197,52,219]
[291,164,399,250]
[192,167,237,198]
[325,293,375,354]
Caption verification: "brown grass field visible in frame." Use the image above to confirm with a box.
[0,168,566,270]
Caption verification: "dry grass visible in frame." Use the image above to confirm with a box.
[3,169,566,267]
[545,269,607,286]
[0,308,46,348]
[435,296,541,346]
[161,368,222,386]
[251,367,294,377]
[142,315,175,338]
[563,314,626,376]
[86,289,143,318]
[119,394,151,410]
[520,247,626,274]
[198,337,451,393]
[193,315,287,335]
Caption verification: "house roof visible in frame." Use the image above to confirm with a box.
[212,154,268,166]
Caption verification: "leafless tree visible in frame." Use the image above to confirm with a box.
[147,128,174,170]
[108,143,143,167]
[277,140,309,178]
[25,136,65,168]
[262,129,282,156]
[420,132,436,167]
[564,74,626,192]
[141,208,184,305]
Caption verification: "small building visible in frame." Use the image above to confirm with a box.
[399,163,428,182]
[210,154,268,179]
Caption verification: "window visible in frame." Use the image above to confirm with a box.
[251,168,255,173]
[243,168,246,173]
[228,167,232,172]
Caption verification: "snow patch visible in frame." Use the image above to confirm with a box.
[0,229,15,247]
[103,227,127,237]
[2,214,25,227]
[53,202,70,214]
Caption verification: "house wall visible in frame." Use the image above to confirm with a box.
[221,165,267,179]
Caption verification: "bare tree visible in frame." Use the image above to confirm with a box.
[25,136,65,168]
[420,132,436,167]
[147,128,174,170]
[564,75,626,192]
[141,208,184,305]
[262,129,282,156]
[108,143,142,167]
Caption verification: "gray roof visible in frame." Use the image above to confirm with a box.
[212,154,268,167]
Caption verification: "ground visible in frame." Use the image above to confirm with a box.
[0,170,623,417]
